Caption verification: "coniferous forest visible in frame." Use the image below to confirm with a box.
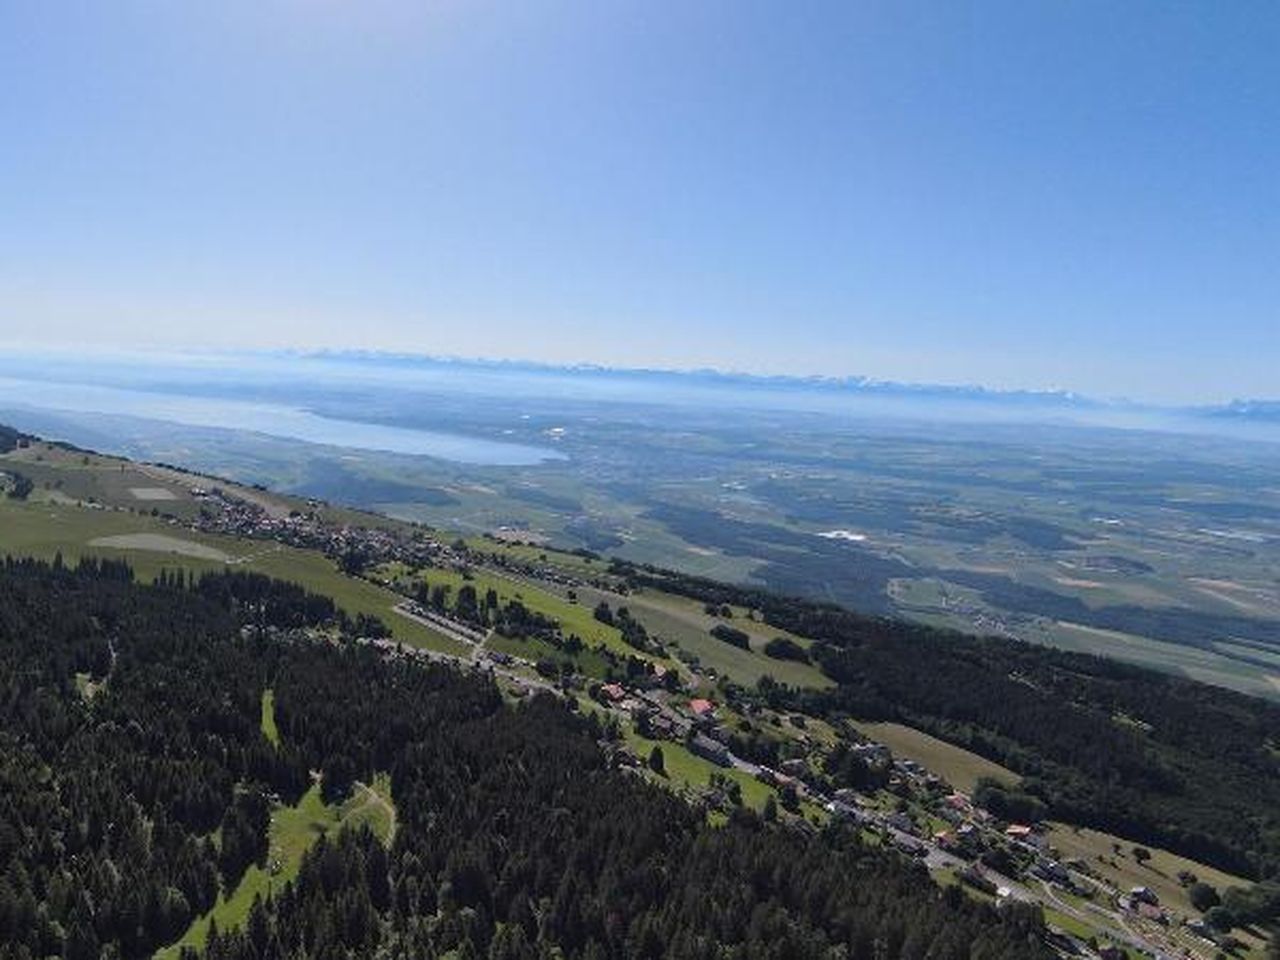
[0,558,1051,960]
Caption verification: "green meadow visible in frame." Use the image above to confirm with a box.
[157,777,395,958]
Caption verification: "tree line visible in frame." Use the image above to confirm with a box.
[0,556,1050,959]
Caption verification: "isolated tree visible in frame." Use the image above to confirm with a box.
[322,753,357,803]
[648,745,665,775]
[1190,882,1221,913]
[780,783,800,813]
[1205,905,1235,932]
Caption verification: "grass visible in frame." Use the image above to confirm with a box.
[853,721,1020,792]
[620,726,774,812]
[260,689,279,747]
[381,562,670,665]
[576,585,834,689]
[342,772,397,841]
[0,497,466,657]
[1045,822,1255,922]
[2,441,308,522]
[158,778,395,958]
[1042,906,1108,944]
[243,550,466,656]
[485,632,618,679]
[466,537,608,577]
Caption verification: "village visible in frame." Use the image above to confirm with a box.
[361,608,1228,960]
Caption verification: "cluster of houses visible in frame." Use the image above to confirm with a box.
[1120,885,1170,925]
[190,486,452,568]
[594,682,741,769]
[477,540,590,590]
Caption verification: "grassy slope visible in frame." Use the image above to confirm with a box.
[1046,823,1254,920]
[579,585,834,689]
[157,778,395,958]
[854,721,1020,793]
[465,537,609,577]
[0,498,465,656]
[454,540,832,689]
[620,727,774,812]
[380,562,671,665]
[260,689,280,747]
[381,558,838,691]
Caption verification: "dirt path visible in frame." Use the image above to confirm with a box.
[352,781,398,843]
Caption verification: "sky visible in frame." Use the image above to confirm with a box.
[0,1,1276,403]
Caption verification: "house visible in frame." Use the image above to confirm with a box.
[1136,902,1167,924]
[755,767,795,789]
[894,834,926,856]
[648,715,676,739]
[688,697,715,719]
[689,733,732,767]
[938,805,965,825]
[1130,886,1159,906]
[1031,859,1070,884]
[625,701,652,721]
[1004,824,1034,840]
[780,758,807,777]
[600,683,626,702]
[851,741,890,762]
[827,800,868,823]
[888,811,915,834]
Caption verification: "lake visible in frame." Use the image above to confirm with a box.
[0,377,566,466]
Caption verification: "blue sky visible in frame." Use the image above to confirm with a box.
[1,1,1276,402]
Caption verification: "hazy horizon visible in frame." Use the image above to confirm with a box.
[0,342,1275,410]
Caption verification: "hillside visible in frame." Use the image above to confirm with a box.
[2,427,1278,958]
[0,558,1051,960]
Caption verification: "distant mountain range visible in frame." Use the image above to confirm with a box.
[1,346,1275,422]
[300,349,1280,418]
[1207,400,1280,422]
[298,349,1107,405]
